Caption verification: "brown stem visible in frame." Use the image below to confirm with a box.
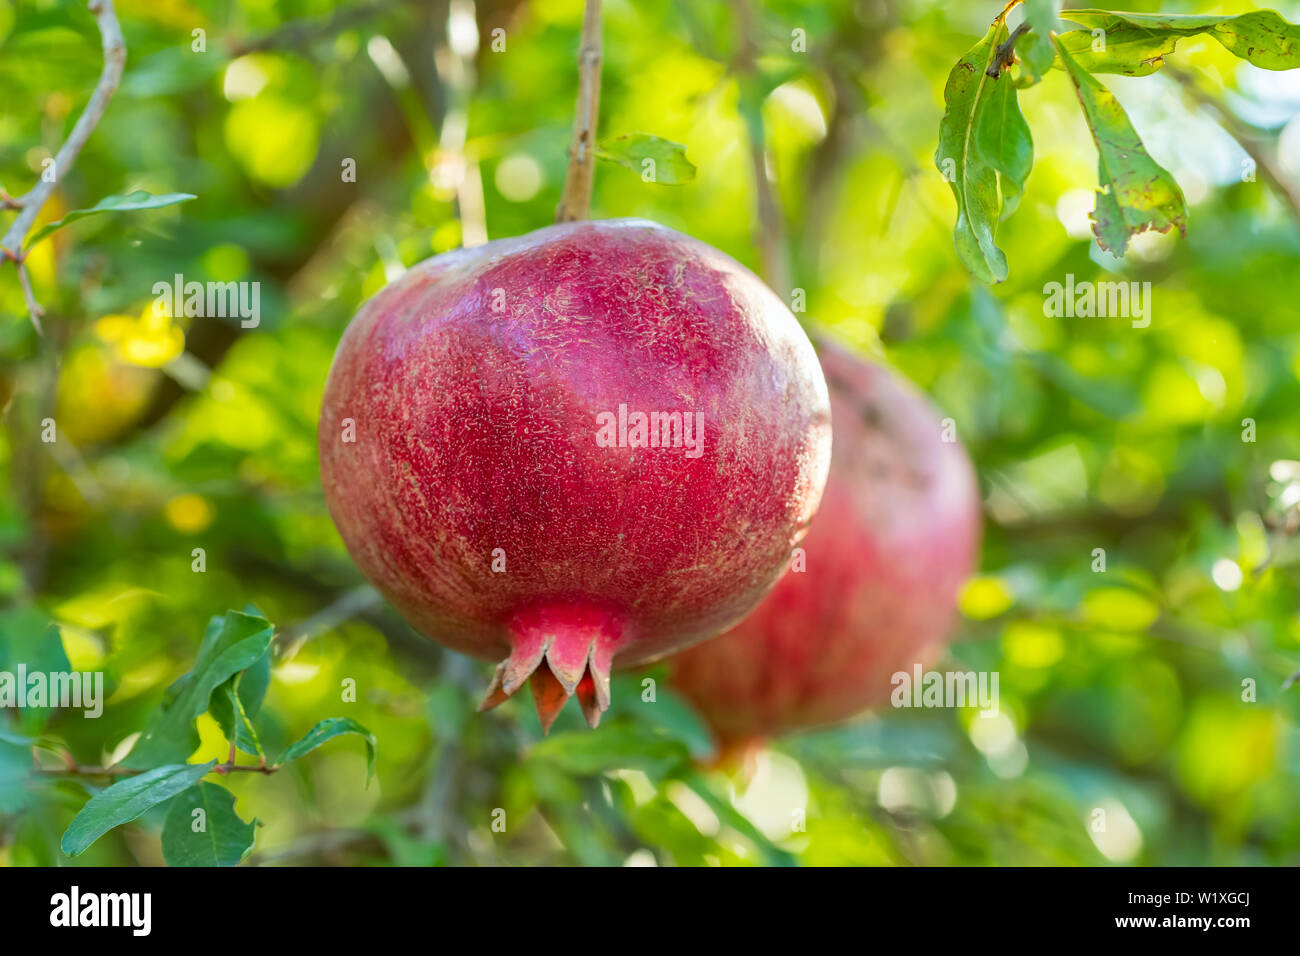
[35,761,278,777]
[3,0,126,249]
[986,21,1030,78]
[555,0,602,223]
[0,0,126,330]
[14,261,44,334]
[1166,65,1300,222]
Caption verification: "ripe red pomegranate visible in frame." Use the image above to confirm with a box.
[319,219,831,731]
[669,341,981,752]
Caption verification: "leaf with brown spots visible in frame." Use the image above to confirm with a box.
[1053,8,1300,76]
[935,11,1033,282]
[1053,36,1187,257]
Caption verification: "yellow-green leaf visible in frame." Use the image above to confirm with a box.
[1053,36,1187,257]
[24,190,196,250]
[935,15,1034,282]
[595,133,696,185]
[1055,9,1300,76]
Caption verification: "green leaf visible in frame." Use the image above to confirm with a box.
[209,650,271,756]
[125,610,274,769]
[620,681,715,760]
[158,614,225,710]
[529,724,691,781]
[369,817,446,867]
[975,64,1033,221]
[0,612,72,734]
[682,771,797,866]
[24,190,197,249]
[0,611,70,676]
[935,16,1033,282]
[0,734,34,814]
[123,46,226,97]
[1055,9,1300,76]
[279,717,377,783]
[60,761,216,858]
[161,782,257,867]
[1053,36,1187,257]
[595,134,696,185]
[1017,0,1062,86]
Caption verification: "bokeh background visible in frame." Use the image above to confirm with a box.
[3,0,1300,865]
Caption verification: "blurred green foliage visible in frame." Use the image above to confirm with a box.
[2,0,1300,866]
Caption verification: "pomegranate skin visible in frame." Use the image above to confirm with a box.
[669,341,981,744]
[319,219,830,729]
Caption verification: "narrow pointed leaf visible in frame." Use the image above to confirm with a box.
[209,650,271,756]
[935,16,1033,282]
[530,724,690,782]
[1053,36,1187,257]
[125,610,274,769]
[279,718,377,783]
[24,190,197,249]
[682,771,797,867]
[976,70,1033,220]
[60,761,216,857]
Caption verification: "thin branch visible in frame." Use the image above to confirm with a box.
[230,550,447,675]
[1166,66,1300,222]
[2,0,125,251]
[228,0,399,57]
[34,756,278,778]
[1,0,126,330]
[13,260,44,335]
[986,21,1030,78]
[274,584,384,660]
[729,0,791,296]
[555,0,602,223]
[244,806,426,865]
[415,653,477,847]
